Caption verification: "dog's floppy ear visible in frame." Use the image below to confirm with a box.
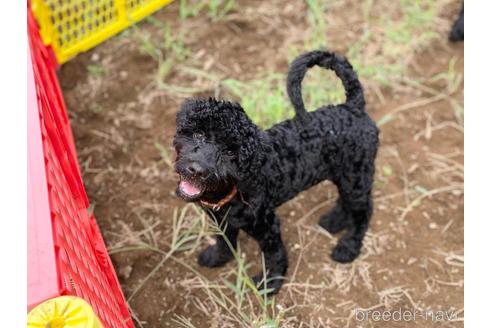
[236,132,268,180]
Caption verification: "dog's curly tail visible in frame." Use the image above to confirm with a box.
[287,50,365,119]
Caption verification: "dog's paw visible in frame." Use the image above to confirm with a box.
[331,241,360,263]
[197,245,233,268]
[252,273,284,296]
[319,204,349,234]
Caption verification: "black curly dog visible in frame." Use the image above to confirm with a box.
[173,50,379,294]
[449,3,464,42]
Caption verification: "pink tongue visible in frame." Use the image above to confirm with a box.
[180,180,201,196]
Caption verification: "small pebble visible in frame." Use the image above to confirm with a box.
[118,265,132,280]
[119,70,128,79]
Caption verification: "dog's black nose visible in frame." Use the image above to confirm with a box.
[186,162,206,177]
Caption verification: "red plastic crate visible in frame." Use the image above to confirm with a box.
[27,6,134,328]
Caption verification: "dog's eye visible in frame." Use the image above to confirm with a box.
[193,132,205,140]
[225,150,235,157]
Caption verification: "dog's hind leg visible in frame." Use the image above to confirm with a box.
[319,195,350,234]
[243,211,288,295]
[198,224,239,268]
[330,168,374,263]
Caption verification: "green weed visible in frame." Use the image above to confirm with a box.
[431,57,463,95]
[218,0,447,129]
[382,164,393,177]
[179,0,236,21]
[384,0,437,55]
[218,0,345,129]
[305,0,328,48]
[222,67,344,129]
[431,56,464,124]
[171,210,283,327]
[132,21,190,84]
[119,204,206,303]
[208,0,236,21]
[222,74,288,128]
[179,0,206,19]
[87,64,105,76]
[111,203,285,326]
[137,31,161,61]
[154,142,173,169]
[88,103,104,114]
[348,0,441,86]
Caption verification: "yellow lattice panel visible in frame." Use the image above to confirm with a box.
[31,0,173,64]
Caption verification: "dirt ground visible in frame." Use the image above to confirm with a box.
[59,0,464,327]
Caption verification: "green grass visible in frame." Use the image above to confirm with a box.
[179,0,204,19]
[348,0,441,85]
[304,0,328,49]
[169,211,284,327]
[87,64,105,76]
[110,204,207,303]
[383,2,437,55]
[382,164,394,177]
[222,74,288,128]
[154,142,174,169]
[219,0,448,129]
[208,0,236,21]
[222,69,345,128]
[88,103,104,114]
[431,56,463,95]
[111,204,285,326]
[131,19,190,85]
[179,0,236,21]
[431,56,464,124]
[221,0,344,129]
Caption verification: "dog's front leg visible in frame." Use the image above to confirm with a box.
[243,211,288,295]
[198,216,239,268]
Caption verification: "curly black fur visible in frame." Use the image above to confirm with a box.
[449,3,464,42]
[173,50,379,294]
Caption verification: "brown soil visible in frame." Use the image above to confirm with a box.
[59,1,464,327]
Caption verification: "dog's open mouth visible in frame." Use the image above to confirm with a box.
[177,178,204,201]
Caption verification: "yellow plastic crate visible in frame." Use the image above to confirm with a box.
[31,0,174,64]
